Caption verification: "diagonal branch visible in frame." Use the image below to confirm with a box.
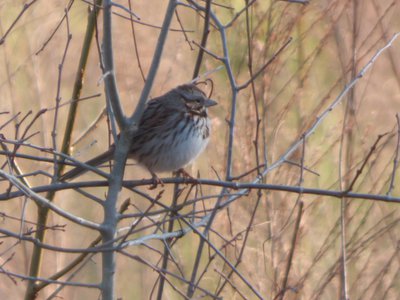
[0,170,101,230]
[266,32,400,174]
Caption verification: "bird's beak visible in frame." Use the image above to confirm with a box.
[205,99,218,107]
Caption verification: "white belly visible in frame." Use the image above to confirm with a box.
[136,115,210,172]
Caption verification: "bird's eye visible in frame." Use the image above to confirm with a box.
[193,97,203,103]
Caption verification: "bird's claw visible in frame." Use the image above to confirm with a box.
[148,172,164,190]
[176,168,199,184]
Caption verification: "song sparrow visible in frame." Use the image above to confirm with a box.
[60,84,217,181]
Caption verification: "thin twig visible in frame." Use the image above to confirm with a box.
[71,107,107,147]
[129,0,178,125]
[0,0,39,45]
[225,0,257,28]
[0,269,100,289]
[192,0,212,79]
[81,0,192,32]
[0,170,101,230]
[346,132,389,192]
[214,268,250,300]
[266,32,400,175]
[237,37,293,91]
[279,0,309,4]
[156,176,181,300]
[110,1,140,19]
[127,0,146,82]
[278,202,304,300]
[387,114,400,196]
[34,199,131,291]
[52,8,72,178]
[175,10,193,51]
[35,0,74,55]
[183,218,264,300]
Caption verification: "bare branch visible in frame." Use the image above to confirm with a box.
[0,170,101,230]
[0,0,39,45]
[266,32,400,174]
[387,114,400,196]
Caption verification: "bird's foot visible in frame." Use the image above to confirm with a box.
[149,172,164,190]
[176,168,198,184]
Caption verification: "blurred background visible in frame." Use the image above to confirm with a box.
[0,0,400,299]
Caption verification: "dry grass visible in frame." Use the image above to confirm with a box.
[0,0,400,299]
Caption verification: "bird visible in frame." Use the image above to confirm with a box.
[60,83,217,184]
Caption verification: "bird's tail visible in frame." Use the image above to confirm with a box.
[59,147,114,181]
